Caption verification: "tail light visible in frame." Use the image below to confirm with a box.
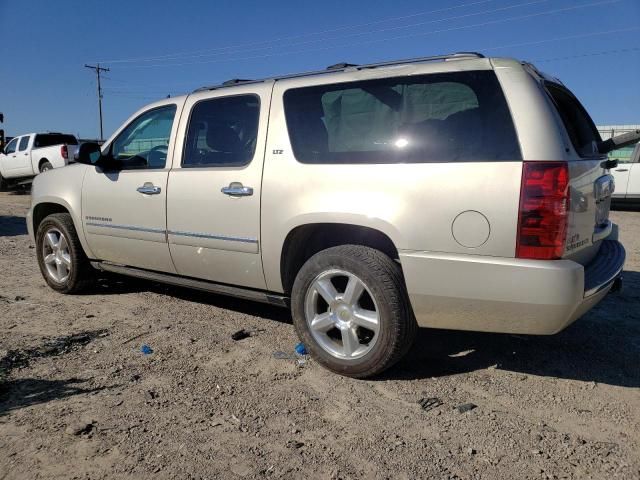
[61,145,68,160]
[516,161,570,260]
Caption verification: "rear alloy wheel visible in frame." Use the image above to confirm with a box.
[36,213,93,293]
[40,161,53,173]
[292,245,417,378]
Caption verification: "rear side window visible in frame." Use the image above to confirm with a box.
[34,134,78,148]
[283,70,521,164]
[18,136,30,151]
[545,83,601,157]
[182,95,260,168]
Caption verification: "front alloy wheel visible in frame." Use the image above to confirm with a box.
[42,228,72,283]
[36,213,93,293]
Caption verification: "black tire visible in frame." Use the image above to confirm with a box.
[36,213,94,293]
[0,173,6,192]
[40,161,53,173]
[291,245,417,378]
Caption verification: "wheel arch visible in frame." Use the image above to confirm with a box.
[31,199,95,259]
[38,158,50,171]
[279,222,402,295]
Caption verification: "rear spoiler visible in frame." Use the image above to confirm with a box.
[598,129,640,154]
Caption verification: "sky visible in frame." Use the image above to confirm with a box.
[0,0,638,139]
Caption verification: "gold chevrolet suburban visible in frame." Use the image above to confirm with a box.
[28,53,632,378]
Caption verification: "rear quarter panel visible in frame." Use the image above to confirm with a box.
[262,59,524,293]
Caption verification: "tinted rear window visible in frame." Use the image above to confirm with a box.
[545,83,601,157]
[283,70,521,164]
[34,134,78,148]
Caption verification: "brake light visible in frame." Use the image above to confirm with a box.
[61,145,68,160]
[516,161,570,260]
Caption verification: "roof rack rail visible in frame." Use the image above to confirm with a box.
[222,78,253,86]
[193,52,485,92]
[326,62,358,70]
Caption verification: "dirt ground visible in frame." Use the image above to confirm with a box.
[0,191,638,480]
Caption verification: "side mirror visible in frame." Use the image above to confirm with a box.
[75,142,103,165]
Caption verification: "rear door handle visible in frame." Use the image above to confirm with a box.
[615,168,629,172]
[137,182,161,195]
[221,182,253,197]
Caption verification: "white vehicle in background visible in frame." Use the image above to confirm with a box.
[0,132,78,190]
[610,142,640,207]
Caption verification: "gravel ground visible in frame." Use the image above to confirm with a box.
[0,191,638,480]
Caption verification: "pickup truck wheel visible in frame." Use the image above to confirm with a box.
[36,213,93,293]
[0,173,6,192]
[291,245,417,378]
[40,161,53,173]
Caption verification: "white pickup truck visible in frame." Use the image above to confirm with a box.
[0,132,78,189]
[610,142,640,207]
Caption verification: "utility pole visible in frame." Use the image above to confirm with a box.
[84,63,110,141]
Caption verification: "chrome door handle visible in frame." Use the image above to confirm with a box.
[221,182,253,197]
[137,182,161,195]
[615,168,629,172]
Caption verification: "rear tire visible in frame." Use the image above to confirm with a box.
[291,245,417,378]
[40,161,53,173]
[36,213,94,293]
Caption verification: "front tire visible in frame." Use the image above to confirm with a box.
[36,213,93,293]
[291,245,417,378]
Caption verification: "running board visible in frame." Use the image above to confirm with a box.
[91,262,289,307]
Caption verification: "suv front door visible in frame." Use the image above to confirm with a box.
[82,102,182,273]
[167,86,271,289]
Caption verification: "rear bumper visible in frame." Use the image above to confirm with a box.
[400,240,625,335]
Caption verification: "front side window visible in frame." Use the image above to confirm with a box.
[111,105,177,170]
[4,138,18,154]
[18,136,30,151]
[182,95,260,168]
[283,70,521,164]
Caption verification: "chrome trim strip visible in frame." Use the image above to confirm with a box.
[168,229,258,244]
[85,222,258,244]
[85,222,165,234]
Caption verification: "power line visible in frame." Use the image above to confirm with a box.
[97,26,638,99]
[84,64,110,141]
[101,0,549,66]
[97,0,499,64]
[535,46,640,62]
[481,26,638,52]
[114,0,623,69]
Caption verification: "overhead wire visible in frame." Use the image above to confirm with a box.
[100,0,550,65]
[111,0,623,68]
[97,0,500,64]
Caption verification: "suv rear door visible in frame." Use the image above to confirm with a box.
[166,83,272,289]
[543,81,613,264]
